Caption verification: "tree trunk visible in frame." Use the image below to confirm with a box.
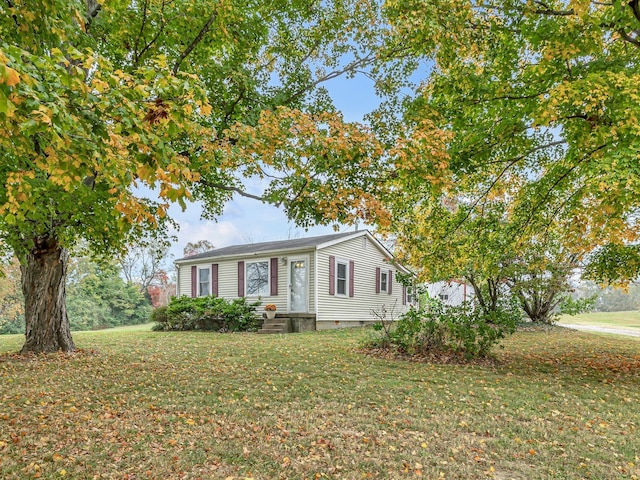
[20,237,75,354]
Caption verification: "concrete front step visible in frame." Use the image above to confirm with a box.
[258,313,317,334]
[257,328,284,334]
[258,319,287,334]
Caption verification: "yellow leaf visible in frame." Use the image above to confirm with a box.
[3,67,20,87]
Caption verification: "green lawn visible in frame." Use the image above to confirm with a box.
[1,327,639,479]
[558,310,640,331]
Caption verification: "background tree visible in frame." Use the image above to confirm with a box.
[118,237,170,293]
[0,257,24,334]
[66,257,151,331]
[505,237,588,324]
[183,240,215,258]
[0,0,421,353]
[393,196,516,314]
[575,281,640,313]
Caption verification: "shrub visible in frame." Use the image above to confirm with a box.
[369,298,520,359]
[151,296,260,332]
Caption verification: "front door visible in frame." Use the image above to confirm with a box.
[289,258,308,312]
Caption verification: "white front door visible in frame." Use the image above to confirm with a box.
[289,258,308,312]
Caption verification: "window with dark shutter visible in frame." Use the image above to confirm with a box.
[270,258,278,296]
[380,270,388,292]
[375,267,380,293]
[349,260,354,297]
[237,261,245,297]
[388,269,393,295]
[191,266,197,298]
[329,255,335,295]
[198,268,210,296]
[336,261,347,295]
[211,264,219,297]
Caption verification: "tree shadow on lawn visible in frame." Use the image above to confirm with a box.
[496,327,640,385]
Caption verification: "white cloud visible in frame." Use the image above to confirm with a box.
[167,196,347,261]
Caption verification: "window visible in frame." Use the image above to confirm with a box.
[439,293,449,301]
[198,268,210,297]
[407,286,415,304]
[380,271,388,292]
[336,260,348,295]
[246,261,269,296]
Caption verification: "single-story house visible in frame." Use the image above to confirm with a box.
[175,230,415,331]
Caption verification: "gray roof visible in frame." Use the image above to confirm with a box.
[176,231,362,262]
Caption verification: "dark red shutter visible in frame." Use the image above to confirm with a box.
[270,257,278,296]
[191,266,197,298]
[237,261,245,297]
[388,269,393,295]
[329,255,335,295]
[402,286,407,305]
[375,267,380,293]
[349,260,354,298]
[212,264,219,297]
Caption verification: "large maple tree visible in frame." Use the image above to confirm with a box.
[385,0,640,284]
[0,0,418,353]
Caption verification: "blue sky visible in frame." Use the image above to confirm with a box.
[163,72,385,261]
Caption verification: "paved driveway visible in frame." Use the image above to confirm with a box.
[561,323,640,338]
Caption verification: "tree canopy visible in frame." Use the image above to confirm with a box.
[385,0,640,284]
[0,0,423,352]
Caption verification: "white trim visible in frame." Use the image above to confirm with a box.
[287,255,310,313]
[334,257,349,297]
[175,264,180,297]
[198,265,211,297]
[315,230,367,250]
[314,249,319,317]
[380,269,388,293]
[245,258,271,297]
[174,230,413,275]
[175,247,313,264]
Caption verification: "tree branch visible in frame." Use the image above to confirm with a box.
[449,140,568,237]
[629,0,640,23]
[533,8,575,15]
[133,0,151,63]
[619,28,640,47]
[5,0,19,27]
[201,181,270,203]
[172,12,217,75]
[85,0,102,30]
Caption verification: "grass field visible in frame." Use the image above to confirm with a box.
[558,310,640,331]
[1,326,639,479]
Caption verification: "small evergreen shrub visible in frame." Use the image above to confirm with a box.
[151,296,260,332]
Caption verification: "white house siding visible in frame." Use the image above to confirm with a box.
[316,235,409,329]
[176,250,316,314]
[177,263,191,297]
[426,281,472,306]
